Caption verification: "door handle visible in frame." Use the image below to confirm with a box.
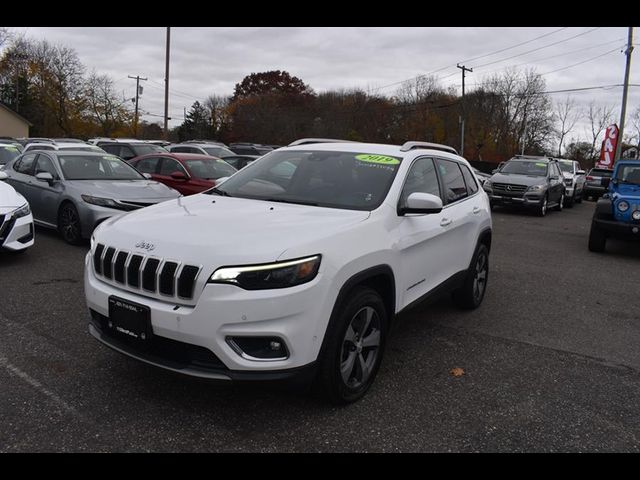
[472,206,481,214]
[440,217,452,227]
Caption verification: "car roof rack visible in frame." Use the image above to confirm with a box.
[399,141,458,155]
[288,138,360,147]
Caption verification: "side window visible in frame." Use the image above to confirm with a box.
[460,164,479,195]
[171,146,189,153]
[101,144,120,156]
[119,146,135,160]
[34,154,59,179]
[159,158,187,176]
[223,157,239,168]
[399,157,441,206]
[15,153,37,175]
[435,158,468,204]
[135,157,160,174]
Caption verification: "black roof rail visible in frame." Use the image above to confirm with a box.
[399,141,458,155]
[288,138,359,146]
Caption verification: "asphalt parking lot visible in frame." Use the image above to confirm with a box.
[1,200,640,452]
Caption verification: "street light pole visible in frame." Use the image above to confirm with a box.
[614,26,634,162]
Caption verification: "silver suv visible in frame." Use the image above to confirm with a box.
[557,159,586,207]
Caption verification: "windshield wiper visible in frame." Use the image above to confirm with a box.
[263,197,319,206]
[207,187,233,197]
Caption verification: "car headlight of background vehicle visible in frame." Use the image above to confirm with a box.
[618,201,630,212]
[527,184,546,192]
[13,203,31,218]
[209,255,321,290]
[81,194,121,209]
[632,210,640,221]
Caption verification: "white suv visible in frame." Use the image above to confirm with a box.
[84,139,492,403]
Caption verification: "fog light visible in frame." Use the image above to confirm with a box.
[227,336,289,361]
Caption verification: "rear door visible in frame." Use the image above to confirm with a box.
[6,153,37,197]
[28,153,63,225]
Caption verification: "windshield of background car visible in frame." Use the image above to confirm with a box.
[132,144,167,155]
[212,150,403,210]
[0,145,21,165]
[183,158,237,179]
[203,146,235,158]
[616,164,640,185]
[500,160,548,176]
[559,160,574,173]
[58,155,145,180]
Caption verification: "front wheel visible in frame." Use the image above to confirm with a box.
[316,287,388,404]
[555,193,564,211]
[537,195,548,217]
[58,203,83,245]
[452,243,489,310]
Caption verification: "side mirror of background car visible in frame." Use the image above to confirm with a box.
[398,192,443,216]
[170,171,188,180]
[35,172,54,185]
[0,170,8,180]
[577,170,586,175]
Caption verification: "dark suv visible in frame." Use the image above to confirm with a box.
[483,156,566,216]
[97,141,167,161]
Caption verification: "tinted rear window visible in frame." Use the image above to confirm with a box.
[591,169,613,177]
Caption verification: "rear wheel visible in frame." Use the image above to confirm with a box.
[588,222,607,252]
[452,243,489,310]
[58,203,83,245]
[316,287,388,404]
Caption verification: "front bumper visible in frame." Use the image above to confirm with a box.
[84,252,333,378]
[593,218,640,239]
[484,189,544,208]
[0,212,34,251]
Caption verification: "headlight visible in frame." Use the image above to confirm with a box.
[632,210,640,221]
[209,255,321,290]
[81,195,120,209]
[13,203,31,218]
[618,201,630,212]
[527,184,546,192]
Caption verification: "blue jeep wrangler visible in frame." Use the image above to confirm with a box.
[588,160,640,252]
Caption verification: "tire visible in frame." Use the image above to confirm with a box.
[554,193,564,211]
[565,193,574,208]
[576,189,583,203]
[537,195,548,217]
[452,243,489,310]
[58,202,83,245]
[315,287,388,404]
[588,222,607,252]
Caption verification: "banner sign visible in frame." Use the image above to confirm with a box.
[596,124,619,169]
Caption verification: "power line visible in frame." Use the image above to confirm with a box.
[540,46,622,76]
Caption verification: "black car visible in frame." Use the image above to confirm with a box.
[228,143,273,156]
[483,156,566,216]
[97,141,168,161]
[221,154,259,170]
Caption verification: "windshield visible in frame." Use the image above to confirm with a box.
[203,146,235,158]
[0,145,21,165]
[183,158,237,179]
[59,154,144,180]
[132,144,167,155]
[616,164,640,185]
[210,149,402,210]
[559,160,574,173]
[500,160,548,176]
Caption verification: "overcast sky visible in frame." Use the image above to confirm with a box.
[11,26,640,140]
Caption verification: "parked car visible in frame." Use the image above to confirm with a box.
[146,140,171,147]
[0,138,24,153]
[16,137,56,147]
[52,138,87,144]
[96,140,167,161]
[483,155,566,216]
[583,167,614,201]
[588,160,640,252]
[220,154,259,170]
[85,139,492,404]
[23,142,106,154]
[557,159,586,207]
[0,143,23,170]
[2,151,181,244]
[167,142,235,159]
[128,153,237,196]
[0,170,34,253]
[229,142,273,156]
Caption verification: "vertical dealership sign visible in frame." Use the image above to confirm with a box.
[596,124,619,169]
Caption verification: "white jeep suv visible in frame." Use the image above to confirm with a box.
[84,139,492,403]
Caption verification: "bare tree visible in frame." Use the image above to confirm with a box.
[585,101,614,164]
[85,72,132,136]
[203,94,230,139]
[553,96,580,157]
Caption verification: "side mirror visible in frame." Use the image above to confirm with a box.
[170,171,188,180]
[577,170,586,175]
[0,171,8,180]
[398,192,443,216]
[36,172,54,184]
[601,177,611,188]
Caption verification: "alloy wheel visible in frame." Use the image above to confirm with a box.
[60,205,80,242]
[340,306,381,389]
[473,251,488,304]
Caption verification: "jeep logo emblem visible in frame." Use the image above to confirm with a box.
[135,241,156,251]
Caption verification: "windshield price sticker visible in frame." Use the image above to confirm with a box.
[535,162,547,167]
[355,154,401,165]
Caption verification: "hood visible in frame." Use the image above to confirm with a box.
[562,172,574,180]
[0,180,28,214]
[489,172,546,186]
[94,194,371,267]
[66,179,180,202]
[612,183,640,199]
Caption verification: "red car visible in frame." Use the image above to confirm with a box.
[128,153,237,196]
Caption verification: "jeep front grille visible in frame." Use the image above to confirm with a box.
[93,244,201,300]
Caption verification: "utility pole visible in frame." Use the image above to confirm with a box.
[128,75,148,137]
[614,26,634,162]
[457,64,473,156]
[164,27,171,140]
